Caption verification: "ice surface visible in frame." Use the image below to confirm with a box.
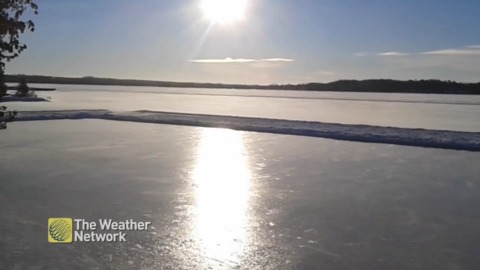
[1,120,479,269]
[4,83,480,132]
[14,109,480,151]
[11,83,480,104]
[2,84,480,268]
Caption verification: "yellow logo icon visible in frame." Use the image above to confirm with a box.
[48,218,73,243]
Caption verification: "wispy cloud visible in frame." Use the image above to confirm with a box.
[192,58,254,63]
[262,58,294,62]
[191,57,293,63]
[356,45,480,57]
[356,52,409,57]
[422,46,480,56]
[378,52,409,56]
[355,53,367,57]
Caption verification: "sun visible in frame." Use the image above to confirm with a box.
[200,0,248,24]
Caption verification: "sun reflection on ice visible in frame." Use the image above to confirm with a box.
[192,128,252,265]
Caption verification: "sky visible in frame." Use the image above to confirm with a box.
[6,0,480,84]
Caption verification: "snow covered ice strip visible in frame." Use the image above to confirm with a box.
[14,109,480,152]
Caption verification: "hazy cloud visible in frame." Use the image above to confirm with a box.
[263,58,294,62]
[422,46,480,56]
[192,58,254,63]
[378,52,409,56]
[191,57,293,63]
[357,45,480,57]
[355,52,409,57]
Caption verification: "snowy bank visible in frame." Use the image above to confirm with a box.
[14,109,480,152]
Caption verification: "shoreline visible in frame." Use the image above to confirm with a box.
[6,86,56,91]
[5,75,480,95]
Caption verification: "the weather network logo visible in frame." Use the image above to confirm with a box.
[48,218,73,243]
[48,217,151,243]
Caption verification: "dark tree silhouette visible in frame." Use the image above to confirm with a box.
[0,0,38,98]
[0,106,17,129]
[16,75,29,96]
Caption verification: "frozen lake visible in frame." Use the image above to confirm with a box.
[5,83,480,132]
[1,120,480,270]
[1,85,480,269]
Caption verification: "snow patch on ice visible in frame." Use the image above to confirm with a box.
[14,109,480,152]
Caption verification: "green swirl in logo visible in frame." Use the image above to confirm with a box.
[49,219,71,241]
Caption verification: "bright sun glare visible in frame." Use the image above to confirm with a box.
[201,0,248,24]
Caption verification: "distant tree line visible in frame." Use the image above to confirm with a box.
[287,79,480,94]
[4,75,480,95]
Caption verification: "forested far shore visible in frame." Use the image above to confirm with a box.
[5,75,480,94]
